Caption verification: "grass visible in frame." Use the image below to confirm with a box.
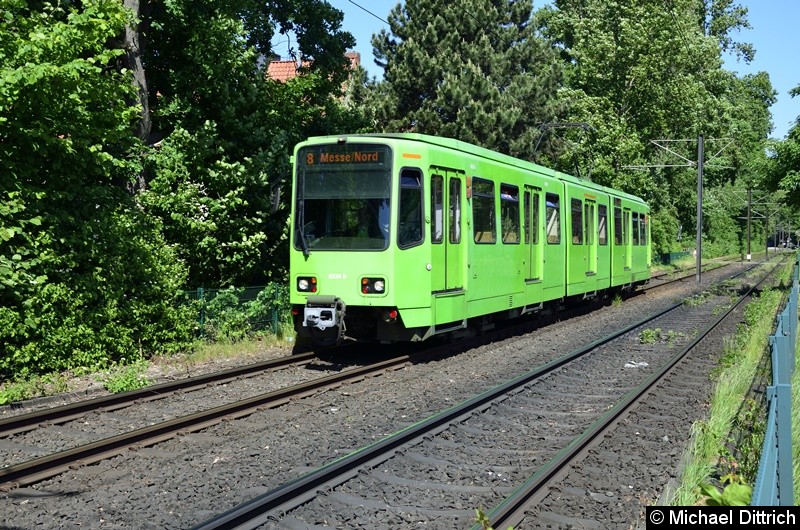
[0,372,71,406]
[0,323,297,405]
[669,259,795,506]
[99,359,151,394]
[151,327,295,372]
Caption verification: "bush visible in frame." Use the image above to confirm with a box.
[0,203,196,380]
[200,283,291,343]
[203,288,251,343]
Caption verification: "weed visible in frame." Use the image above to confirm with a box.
[474,508,513,530]
[728,399,767,481]
[100,359,151,393]
[699,473,752,506]
[639,328,662,344]
[684,292,709,307]
[0,373,71,406]
[712,302,732,316]
[664,330,686,345]
[0,381,34,406]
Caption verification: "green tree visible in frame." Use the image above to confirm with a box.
[765,84,800,208]
[371,0,564,159]
[134,0,359,286]
[539,0,772,255]
[0,0,194,378]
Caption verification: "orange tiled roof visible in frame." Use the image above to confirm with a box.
[267,52,361,83]
[267,60,299,82]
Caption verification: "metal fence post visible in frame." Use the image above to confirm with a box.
[272,286,279,335]
[775,382,793,505]
[198,286,205,333]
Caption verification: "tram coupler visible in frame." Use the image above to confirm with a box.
[303,295,346,331]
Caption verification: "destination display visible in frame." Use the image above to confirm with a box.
[300,144,389,167]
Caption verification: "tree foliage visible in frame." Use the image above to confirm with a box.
[0,0,194,378]
[765,85,800,209]
[368,0,776,255]
[137,0,360,286]
[536,0,773,254]
[371,0,564,159]
[1,0,369,379]
[1,0,790,381]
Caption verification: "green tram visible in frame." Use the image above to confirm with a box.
[290,133,650,346]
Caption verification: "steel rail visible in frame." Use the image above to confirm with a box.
[0,258,743,441]
[0,352,318,438]
[0,260,762,494]
[644,261,732,291]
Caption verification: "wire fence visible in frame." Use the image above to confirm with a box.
[751,251,798,505]
[181,283,291,341]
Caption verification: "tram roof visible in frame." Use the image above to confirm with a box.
[301,133,647,206]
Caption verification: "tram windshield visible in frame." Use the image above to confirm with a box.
[295,144,392,252]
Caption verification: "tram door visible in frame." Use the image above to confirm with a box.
[430,170,465,325]
[623,208,632,270]
[584,200,597,274]
[584,199,597,292]
[523,186,544,300]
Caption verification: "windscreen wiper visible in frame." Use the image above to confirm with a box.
[297,174,310,258]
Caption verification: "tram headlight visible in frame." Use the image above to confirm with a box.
[297,276,317,292]
[360,277,386,294]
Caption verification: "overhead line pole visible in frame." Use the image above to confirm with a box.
[624,136,731,283]
[739,192,777,262]
[696,135,703,283]
[747,188,751,261]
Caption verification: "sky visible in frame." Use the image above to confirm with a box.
[291,1,800,140]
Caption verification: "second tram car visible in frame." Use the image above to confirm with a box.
[290,133,650,346]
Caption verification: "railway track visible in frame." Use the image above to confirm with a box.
[0,256,768,524]
[188,259,780,529]
[480,263,778,529]
[0,258,729,430]
[645,259,731,290]
[0,260,736,462]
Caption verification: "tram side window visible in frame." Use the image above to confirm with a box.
[571,198,583,244]
[614,206,622,245]
[398,168,424,248]
[584,203,594,245]
[431,175,444,244]
[632,212,640,246]
[500,184,520,244]
[641,214,648,246]
[472,178,496,243]
[546,193,561,244]
[598,204,608,245]
[449,178,461,244]
[524,191,540,245]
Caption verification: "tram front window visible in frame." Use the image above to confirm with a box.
[296,144,392,251]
